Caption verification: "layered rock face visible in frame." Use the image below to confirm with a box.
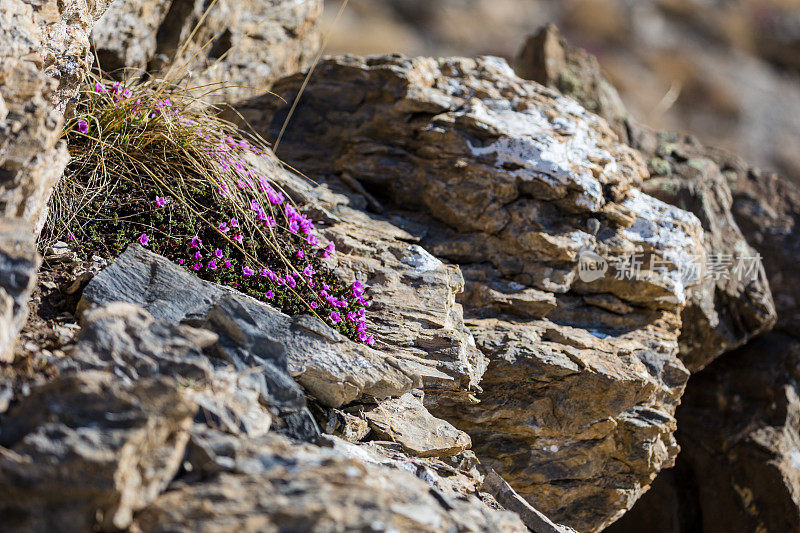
[608,137,800,533]
[0,0,111,361]
[237,54,717,531]
[512,22,800,532]
[92,0,323,104]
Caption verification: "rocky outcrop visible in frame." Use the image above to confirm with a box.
[516,27,777,372]
[92,0,323,104]
[0,370,196,531]
[609,144,800,533]
[237,54,715,531]
[135,430,529,533]
[1,0,111,226]
[79,244,420,409]
[0,0,111,361]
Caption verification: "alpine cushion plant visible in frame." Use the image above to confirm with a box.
[46,77,374,345]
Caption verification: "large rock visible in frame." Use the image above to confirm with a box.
[610,332,800,533]
[237,55,710,531]
[0,370,196,531]
[516,24,777,372]
[609,146,800,533]
[0,0,111,228]
[92,0,323,104]
[80,244,420,408]
[134,429,529,533]
[359,390,472,458]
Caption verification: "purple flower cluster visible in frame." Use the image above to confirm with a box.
[83,81,374,345]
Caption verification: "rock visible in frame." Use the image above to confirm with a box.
[62,301,286,439]
[609,144,800,533]
[92,0,323,104]
[515,23,629,142]
[609,332,800,533]
[238,54,709,531]
[727,164,800,332]
[359,391,471,458]
[514,24,778,371]
[0,220,41,362]
[78,243,227,323]
[80,245,420,408]
[0,0,111,230]
[0,370,196,531]
[481,467,578,533]
[135,429,529,533]
[631,127,777,371]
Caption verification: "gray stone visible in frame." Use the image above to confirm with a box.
[0,370,196,532]
[0,219,40,362]
[80,245,420,409]
[360,391,472,458]
[135,429,528,533]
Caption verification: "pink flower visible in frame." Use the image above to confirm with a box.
[233,235,244,244]
[218,222,229,233]
[218,185,229,196]
[264,216,276,228]
[242,266,255,276]
[329,312,342,323]
[207,260,217,270]
[193,263,201,271]
[288,220,299,234]
[322,241,336,258]
[347,311,357,322]
[357,321,367,333]
[306,235,319,247]
[266,270,278,282]
[177,258,185,265]
[366,335,375,346]
[191,236,202,249]
[94,82,107,93]
[194,251,202,260]
[139,233,149,246]
[358,331,368,342]
[112,81,121,94]
[68,232,75,241]
[156,196,167,207]
[77,120,89,134]
[310,301,319,309]
[230,218,239,227]
[296,250,304,258]
[308,280,316,288]
[259,268,269,277]
[303,265,315,277]
[250,199,260,211]
[122,88,133,99]
[265,290,275,298]
[214,249,223,259]
[224,261,232,269]
[285,276,297,288]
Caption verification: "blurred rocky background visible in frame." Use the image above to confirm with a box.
[324,0,800,185]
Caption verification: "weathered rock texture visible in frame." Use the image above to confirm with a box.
[0,220,40,362]
[135,430,529,533]
[238,54,714,531]
[92,0,323,104]
[609,142,800,533]
[1,0,111,227]
[0,370,196,531]
[517,27,777,372]
[80,244,420,409]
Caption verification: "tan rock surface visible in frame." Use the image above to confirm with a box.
[237,54,709,531]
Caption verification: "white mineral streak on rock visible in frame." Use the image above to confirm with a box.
[402,244,444,273]
[621,189,706,305]
[462,96,612,212]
